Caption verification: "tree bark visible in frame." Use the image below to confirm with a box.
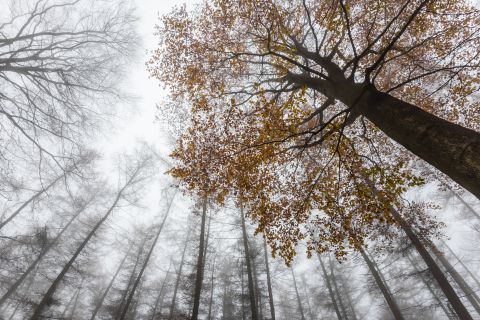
[90,243,133,320]
[355,85,480,199]
[318,254,343,320]
[359,248,405,320]
[240,204,259,320]
[263,237,276,320]
[169,231,189,320]
[191,197,208,320]
[389,208,473,320]
[291,267,306,320]
[118,201,172,320]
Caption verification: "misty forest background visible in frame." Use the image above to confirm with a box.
[0,0,479,320]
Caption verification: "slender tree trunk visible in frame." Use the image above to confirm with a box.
[0,199,89,307]
[359,248,405,320]
[329,257,349,320]
[263,237,276,320]
[8,271,36,320]
[441,240,480,289]
[318,255,343,320]
[240,204,259,320]
[388,208,473,320]
[406,253,456,320]
[69,279,83,319]
[207,255,216,320]
[291,267,306,320]
[339,275,358,320]
[435,174,480,220]
[29,175,135,320]
[131,278,144,320]
[191,197,208,320]
[302,276,315,320]
[241,260,246,320]
[150,263,171,320]
[428,242,480,316]
[0,173,65,230]
[118,203,172,320]
[252,251,263,320]
[90,243,134,320]
[169,232,189,320]
[116,238,146,319]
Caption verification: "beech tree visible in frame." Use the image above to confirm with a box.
[149,0,480,263]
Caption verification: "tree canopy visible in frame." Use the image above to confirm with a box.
[148,0,480,262]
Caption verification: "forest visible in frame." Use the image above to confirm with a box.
[0,0,479,319]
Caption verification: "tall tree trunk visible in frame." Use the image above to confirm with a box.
[318,254,343,320]
[240,204,259,320]
[291,267,306,320]
[339,275,358,320]
[329,257,349,320]
[69,279,83,319]
[169,231,189,320]
[29,174,136,320]
[359,248,405,320]
[441,240,480,289]
[252,252,263,320]
[388,208,473,320]
[118,202,172,320]
[263,237,276,320]
[150,263,171,320]
[90,243,133,320]
[191,197,208,320]
[301,276,314,320]
[406,253,456,320]
[428,242,480,316]
[241,260,246,320]
[116,238,146,319]
[0,198,89,307]
[207,255,216,320]
[0,173,65,230]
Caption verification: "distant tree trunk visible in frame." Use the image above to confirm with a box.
[252,251,263,320]
[302,275,315,320]
[318,255,343,320]
[7,272,36,320]
[61,287,79,319]
[435,174,480,220]
[329,257,349,320]
[69,279,83,319]
[241,260,246,320]
[389,207,473,320]
[29,175,135,320]
[291,268,306,320]
[359,248,405,320]
[150,263,171,320]
[0,173,65,230]
[441,240,480,288]
[116,237,147,319]
[90,243,134,320]
[339,275,358,320]
[191,197,208,320]
[0,199,89,307]
[263,237,276,320]
[207,255,216,320]
[428,242,480,316]
[406,253,455,320]
[240,204,259,320]
[119,204,172,320]
[169,232,189,320]
[131,278,144,320]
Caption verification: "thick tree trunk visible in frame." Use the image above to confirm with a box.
[291,267,306,320]
[355,85,480,199]
[318,255,343,320]
[29,181,131,320]
[118,205,171,320]
[429,242,480,316]
[90,243,133,320]
[0,199,88,307]
[169,232,189,320]
[263,237,276,320]
[359,248,405,320]
[389,208,473,320]
[191,197,208,320]
[240,204,259,320]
